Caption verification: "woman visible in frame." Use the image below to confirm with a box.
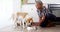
[32,0,56,27]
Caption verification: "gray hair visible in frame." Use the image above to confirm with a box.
[35,0,43,4]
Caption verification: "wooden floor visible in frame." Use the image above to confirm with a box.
[0,25,60,32]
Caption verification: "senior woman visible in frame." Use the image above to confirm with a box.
[32,0,56,27]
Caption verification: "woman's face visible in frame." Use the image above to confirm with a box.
[36,3,43,9]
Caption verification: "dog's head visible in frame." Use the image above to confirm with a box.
[26,17,33,26]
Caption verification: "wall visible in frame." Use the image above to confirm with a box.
[13,0,21,12]
[22,4,39,22]
[0,0,13,28]
[41,0,60,4]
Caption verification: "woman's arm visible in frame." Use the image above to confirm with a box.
[39,15,46,25]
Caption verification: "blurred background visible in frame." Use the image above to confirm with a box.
[0,0,60,29]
